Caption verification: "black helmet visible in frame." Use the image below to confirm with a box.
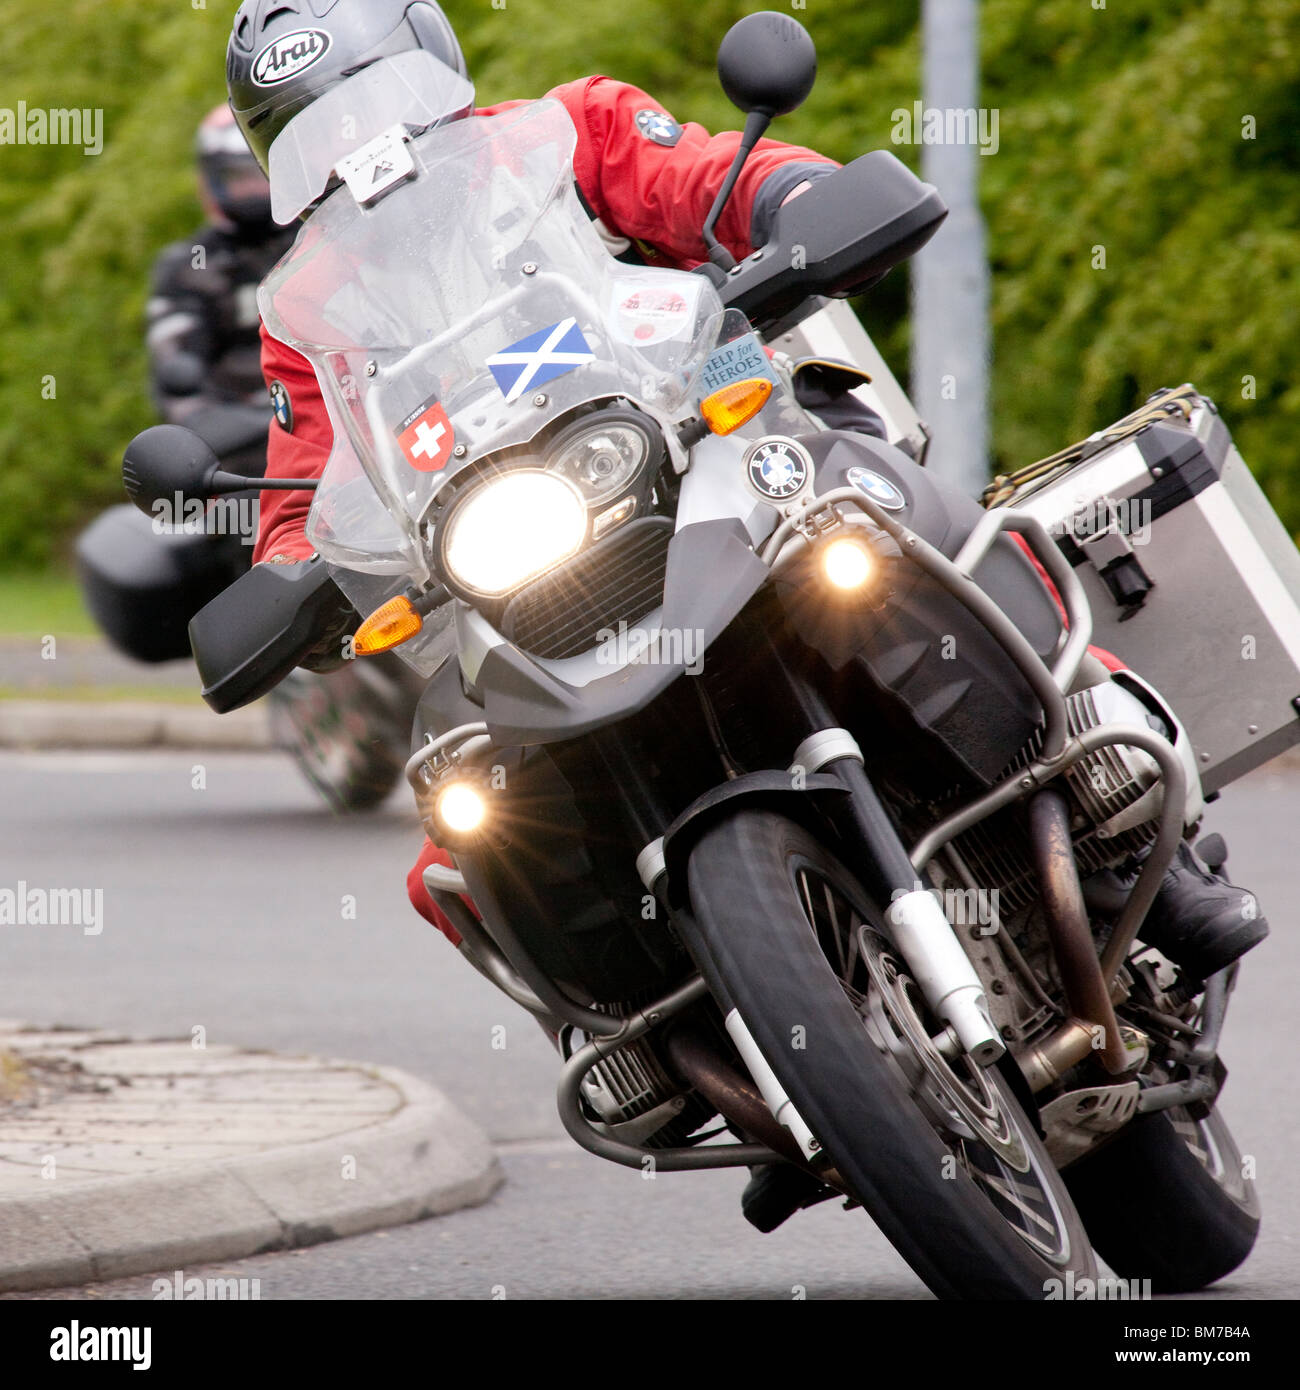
[196,104,273,231]
[227,1,469,174]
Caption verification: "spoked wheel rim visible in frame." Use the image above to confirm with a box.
[793,860,1078,1273]
[1167,1105,1256,1212]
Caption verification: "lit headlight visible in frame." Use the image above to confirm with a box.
[441,470,587,597]
[436,781,487,834]
[822,537,876,590]
[547,416,651,500]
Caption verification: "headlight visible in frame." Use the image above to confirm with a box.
[547,415,652,500]
[441,470,587,597]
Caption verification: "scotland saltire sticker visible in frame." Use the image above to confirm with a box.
[396,395,455,471]
[487,317,595,403]
[847,466,906,511]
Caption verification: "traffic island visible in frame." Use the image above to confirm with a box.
[0,1022,501,1293]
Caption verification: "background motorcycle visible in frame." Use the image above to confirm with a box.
[121,15,1266,1297]
[77,396,419,812]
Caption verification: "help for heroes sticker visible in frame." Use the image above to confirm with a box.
[697,331,778,395]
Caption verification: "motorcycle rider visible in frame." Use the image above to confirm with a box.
[147,105,296,466]
[226,2,1267,1049]
[77,106,289,661]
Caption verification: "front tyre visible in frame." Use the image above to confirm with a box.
[682,809,1097,1300]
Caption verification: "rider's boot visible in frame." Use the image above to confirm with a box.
[1137,838,1269,982]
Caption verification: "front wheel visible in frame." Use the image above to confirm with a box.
[682,809,1097,1300]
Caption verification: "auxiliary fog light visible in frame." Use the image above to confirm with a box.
[436,782,488,835]
[822,537,875,591]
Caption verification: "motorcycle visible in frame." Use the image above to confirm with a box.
[77,400,421,813]
[120,14,1276,1298]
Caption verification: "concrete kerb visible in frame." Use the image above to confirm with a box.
[0,1059,502,1294]
[0,700,274,750]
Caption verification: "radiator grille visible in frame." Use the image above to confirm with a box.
[501,517,672,660]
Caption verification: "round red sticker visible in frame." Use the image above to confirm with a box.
[616,289,691,347]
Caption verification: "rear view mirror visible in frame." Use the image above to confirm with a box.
[122,423,315,521]
[717,11,816,118]
[122,425,225,519]
[702,12,818,271]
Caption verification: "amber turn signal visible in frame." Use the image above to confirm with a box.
[699,377,773,436]
[353,595,423,655]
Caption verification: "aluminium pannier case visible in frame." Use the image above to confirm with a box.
[988,385,1300,794]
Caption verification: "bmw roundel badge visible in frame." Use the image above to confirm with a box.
[847,466,905,511]
[269,379,294,433]
[744,437,813,501]
[635,109,683,146]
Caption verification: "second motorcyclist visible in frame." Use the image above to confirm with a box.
[147,104,296,462]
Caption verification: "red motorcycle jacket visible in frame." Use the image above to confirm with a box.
[252,75,840,564]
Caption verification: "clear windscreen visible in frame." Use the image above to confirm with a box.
[262,98,731,572]
[259,89,811,669]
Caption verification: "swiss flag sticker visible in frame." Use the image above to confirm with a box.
[395,396,455,472]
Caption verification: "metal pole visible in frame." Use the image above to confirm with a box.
[911,0,991,497]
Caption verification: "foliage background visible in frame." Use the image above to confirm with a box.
[1,0,1298,571]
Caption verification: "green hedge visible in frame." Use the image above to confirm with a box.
[1,0,1297,572]
[982,0,1300,523]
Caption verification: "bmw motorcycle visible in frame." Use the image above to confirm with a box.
[122,15,1266,1298]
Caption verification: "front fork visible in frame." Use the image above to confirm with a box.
[787,725,1006,1066]
[708,658,1007,1068]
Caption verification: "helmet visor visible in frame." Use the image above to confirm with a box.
[267,49,474,224]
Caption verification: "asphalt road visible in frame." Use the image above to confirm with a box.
[2,748,1297,1300]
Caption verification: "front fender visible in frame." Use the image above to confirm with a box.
[660,770,850,908]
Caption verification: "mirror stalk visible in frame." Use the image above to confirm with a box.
[209,471,318,494]
[702,108,773,271]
